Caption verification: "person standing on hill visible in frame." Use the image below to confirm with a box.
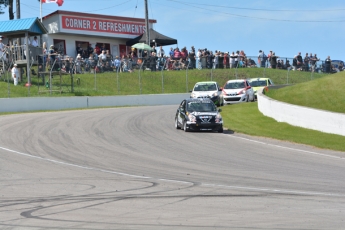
[304,53,310,71]
[188,46,196,69]
[99,50,107,63]
[149,52,158,71]
[180,47,188,61]
[223,52,229,68]
[11,64,19,86]
[173,47,181,60]
[229,51,236,68]
[207,51,214,69]
[157,46,165,58]
[310,54,319,72]
[95,45,101,55]
[76,43,83,56]
[49,45,58,69]
[267,50,273,67]
[325,56,332,73]
[292,55,298,70]
[113,56,121,72]
[258,50,267,68]
[169,47,174,58]
[270,52,279,69]
[87,44,94,57]
[296,52,303,70]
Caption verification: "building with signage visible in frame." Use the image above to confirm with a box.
[42,10,157,58]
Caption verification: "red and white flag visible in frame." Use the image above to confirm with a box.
[41,0,64,6]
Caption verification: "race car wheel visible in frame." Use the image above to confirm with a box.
[175,118,180,129]
[246,95,249,102]
[218,126,223,133]
[183,121,189,132]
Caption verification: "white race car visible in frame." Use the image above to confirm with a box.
[222,79,255,104]
[190,81,224,106]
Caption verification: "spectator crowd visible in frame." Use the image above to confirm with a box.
[1,36,343,78]
[55,43,342,74]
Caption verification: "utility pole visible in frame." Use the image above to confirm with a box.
[16,0,20,50]
[8,0,14,19]
[15,0,19,18]
[144,0,150,45]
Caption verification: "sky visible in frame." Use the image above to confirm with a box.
[0,0,344,60]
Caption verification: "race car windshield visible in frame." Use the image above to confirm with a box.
[193,84,217,91]
[250,80,267,87]
[187,102,217,112]
[224,82,245,89]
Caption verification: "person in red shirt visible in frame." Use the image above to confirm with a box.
[223,52,229,68]
[180,47,188,61]
[173,48,181,60]
[95,45,101,55]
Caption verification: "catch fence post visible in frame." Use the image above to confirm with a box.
[161,58,164,93]
[117,67,119,94]
[94,65,97,90]
[186,59,190,92]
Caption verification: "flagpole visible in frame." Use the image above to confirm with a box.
[40,0,42,22]
[144,0,149,45]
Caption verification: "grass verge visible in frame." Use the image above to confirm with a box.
[1,68,325,98]
[221,102,345,152]
[266,71,345,113]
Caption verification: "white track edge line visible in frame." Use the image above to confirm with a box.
[0,145,343,197]
[227,135,345,160]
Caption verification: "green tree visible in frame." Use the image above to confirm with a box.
[0,0,14,20]
[0,0,9,15]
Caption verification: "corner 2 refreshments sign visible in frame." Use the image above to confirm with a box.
[61,16,146,35]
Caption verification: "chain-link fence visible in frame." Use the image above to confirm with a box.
[0,54,342,98]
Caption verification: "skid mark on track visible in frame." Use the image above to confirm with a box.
[1,145,344,198]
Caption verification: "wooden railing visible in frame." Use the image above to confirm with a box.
[3,45,42,65]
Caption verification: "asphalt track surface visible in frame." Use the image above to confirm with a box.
[0,105,345,230]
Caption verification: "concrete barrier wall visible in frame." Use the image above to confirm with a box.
[257,90,345,136]
[0,93,190,113]
[88,94,190,107]
[3,92,344,137]
[0,97,87,112]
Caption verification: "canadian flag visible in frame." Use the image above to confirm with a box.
[41,0,64,7]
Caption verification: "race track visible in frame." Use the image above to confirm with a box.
[1,105,345,230]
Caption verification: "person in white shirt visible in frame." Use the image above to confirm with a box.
[11,64,19,85]
[196,49,201,69]
[229,51,237,68]
[157,46,165,58]
[157,46,165,70]
[75,54,82,74]
[31,36,39,47]
[99,50,107,60]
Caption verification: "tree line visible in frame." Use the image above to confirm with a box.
[0,0,20,20]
